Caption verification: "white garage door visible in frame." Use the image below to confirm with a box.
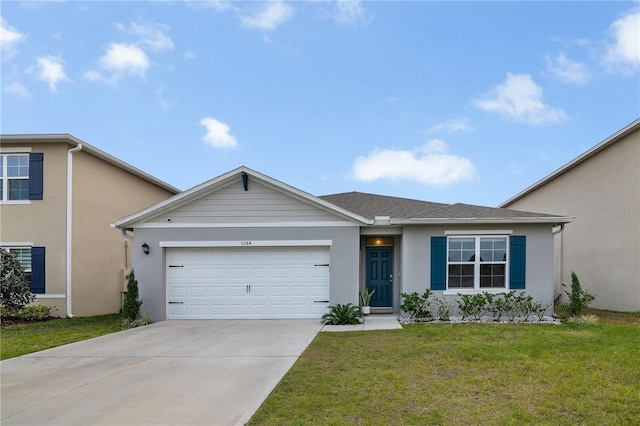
[167,247,330,319]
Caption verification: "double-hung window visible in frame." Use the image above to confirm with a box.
[1,246,46,293]
[6,247,33,284]
[1,154,30,201]
[447,236,508,290]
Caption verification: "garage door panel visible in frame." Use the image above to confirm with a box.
[167,247,330,319]
[310,285,329,297]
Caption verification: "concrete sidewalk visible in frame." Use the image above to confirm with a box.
[321,315,402,332]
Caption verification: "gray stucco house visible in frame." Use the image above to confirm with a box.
[113,166,573,321]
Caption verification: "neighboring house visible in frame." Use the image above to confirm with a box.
[500,118,640,312]
[113,166,572,322]
[0,134,179,317]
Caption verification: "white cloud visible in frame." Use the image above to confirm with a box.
[36,55,67,91]
[99,42,150,77]
[115,21,174,51]
[603,10,640,73]
[545,52,589,85]
[5,82,31,97]
[183,50,196,60]
[240,1,294,31]
[1,18,25,58]
[200,117,238,148]
[155,86,171,109]
[427,117,473,134]
[472,73,567,125]
[82,70,104,82]
[327,0,372,26]
[351,140,476,186]
[185,1,234,12]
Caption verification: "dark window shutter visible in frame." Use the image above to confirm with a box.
[430,236,447,290]
[31,247,46,294]
[509,236,526,289]
[29,153,44,200]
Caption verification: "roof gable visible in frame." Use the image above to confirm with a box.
[114,167,370,228]
[0,134,180,194]
[500,118,640,207]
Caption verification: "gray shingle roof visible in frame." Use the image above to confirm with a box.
[319,192,449,219]
[319,192,567,221]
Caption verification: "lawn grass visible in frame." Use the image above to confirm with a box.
[250,310,640,425]
[0,314,122,360]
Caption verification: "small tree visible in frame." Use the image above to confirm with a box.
[1,250,35,310]
[122,270,142,321]
[562,271,595,316]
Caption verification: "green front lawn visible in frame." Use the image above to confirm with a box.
[250,310,640,425]
[0,314,122,360]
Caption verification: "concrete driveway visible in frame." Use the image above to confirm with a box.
[1,319,322,426]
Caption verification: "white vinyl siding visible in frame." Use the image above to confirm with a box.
[152,181,344,224]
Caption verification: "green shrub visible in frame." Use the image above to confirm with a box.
[434,297,452,321]
[1,250,35,310]
[562,272,595,317]
[484,292,508,321]
[1,304,55,321]
[321,303,362,325]
[400,290,434,321]
[566,314,600,326]
[121,316,151,329]
[457,293,487,320]
[122,270,143,321]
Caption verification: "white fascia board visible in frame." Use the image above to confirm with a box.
[160,240,332,248]
[390,217,575,225]
[129,221,359,229]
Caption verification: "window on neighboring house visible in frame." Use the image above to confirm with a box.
[0,153,43,201]
[6,247,32,284]
[1,247,45,293]
[447,236,507,290]
[1,154,29,201]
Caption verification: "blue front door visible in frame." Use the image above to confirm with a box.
[366,247,393,308]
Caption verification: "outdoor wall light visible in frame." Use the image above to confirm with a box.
[142,242,150,255]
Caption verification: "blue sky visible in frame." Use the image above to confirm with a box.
[2,1,639,208]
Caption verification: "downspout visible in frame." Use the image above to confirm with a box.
[66,143,83,318]
[552,224,566,304]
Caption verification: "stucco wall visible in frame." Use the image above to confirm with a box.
[0,143,68,314]
[400,224,556,315]
[71,150,176,316]
[131,226,361,322]
[505,130,639,312]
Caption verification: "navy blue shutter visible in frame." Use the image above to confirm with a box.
[31,247,46,293]
[430,236,447,290]
[29,153,44,200]
[509,236,526,289]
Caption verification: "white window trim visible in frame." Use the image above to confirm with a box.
[445,230,513,235]
[1,153,31,202]
[0,200,31,205]
[445,235,510,293]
